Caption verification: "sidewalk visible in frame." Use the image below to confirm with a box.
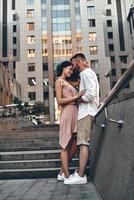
[0,178,101,200]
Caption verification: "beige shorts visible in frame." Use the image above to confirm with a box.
[77,115,93,146]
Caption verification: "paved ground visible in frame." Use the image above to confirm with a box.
[0,178,101,200]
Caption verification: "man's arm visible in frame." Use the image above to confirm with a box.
[81,72,97,103]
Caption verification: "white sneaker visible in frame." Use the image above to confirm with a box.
[72,169,78,176]
[57,173,65,181]
[64,175,73,184]
[64,172,87,185]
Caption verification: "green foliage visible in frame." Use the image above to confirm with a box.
[13,97,23,111]
[32,101,46,116]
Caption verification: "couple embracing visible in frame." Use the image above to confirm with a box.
[55,53,99,185]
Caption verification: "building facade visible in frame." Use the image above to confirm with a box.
[1,0,132,123]
[0,0,20,75]
[0,62,21,106]
[0,0,21,104]
[14,0,111,123]
[127,2,134,58]
[103,0,132,88]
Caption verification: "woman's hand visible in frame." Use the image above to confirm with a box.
[77,89,86,98]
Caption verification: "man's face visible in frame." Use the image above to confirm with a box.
[76,59,88,72]
[71,59,78,70]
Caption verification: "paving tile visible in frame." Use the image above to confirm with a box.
[0,178,101,200]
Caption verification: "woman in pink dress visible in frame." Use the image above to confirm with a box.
[55,61,84,182]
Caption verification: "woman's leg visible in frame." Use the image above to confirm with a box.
[68,134,77,161]
[60,148,70,178]
[59,134,77,176]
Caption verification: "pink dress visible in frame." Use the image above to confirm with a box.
[58,78,78,149]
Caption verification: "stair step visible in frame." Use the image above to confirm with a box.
[0,158,78,169]
[0,150,61,161]
[0,127,59,139]
[0,139,60,152]
[0,150,79,161]
[0,167,89,180]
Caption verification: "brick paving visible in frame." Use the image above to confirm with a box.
[0,178,101,200]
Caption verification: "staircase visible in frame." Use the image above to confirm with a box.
[0,125,79,179]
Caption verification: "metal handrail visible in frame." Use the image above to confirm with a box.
[105,107,123,128]
[95,60,134,119]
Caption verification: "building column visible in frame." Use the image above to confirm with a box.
[46,0,55,124]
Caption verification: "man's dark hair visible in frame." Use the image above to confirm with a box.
[70,55,75,62]
[73,53,87,61]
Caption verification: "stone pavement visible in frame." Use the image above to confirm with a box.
[0,178,101,200]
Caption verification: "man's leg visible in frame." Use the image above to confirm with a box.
[77,115,92,177]
[78,145,89,177]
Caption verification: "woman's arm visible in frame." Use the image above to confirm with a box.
[55,79,83,106]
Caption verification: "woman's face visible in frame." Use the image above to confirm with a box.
[63,65,73,78]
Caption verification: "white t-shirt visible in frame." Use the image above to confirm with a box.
[78,68,99,120]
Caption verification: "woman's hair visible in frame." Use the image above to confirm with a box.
[56,61,72,77]
[67,70,80,81]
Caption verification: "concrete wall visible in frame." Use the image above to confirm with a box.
[90,93,134,200]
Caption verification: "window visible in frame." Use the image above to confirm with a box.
[28,92,36,101]
[27,49,35,58]
[12,0,15,10]
[13,14,16,21]
[88,19,96,27]
[27,0,34,5]
[41,9,46,17]
[109,44,114,51]
[110,56,115,63]
[28,77,36,86]
[42,22,47,31]
[13,25,17,32]
[41,0,46,4]
[120,56,127,64]
[89,32,97,41]
[13,37,17,44]
[87,6,95,15]
[13,73,16,79]
[27,36,35,44]
[106,9,111,16]
[108,32,113,39]
[13,49,16,56]
[53,23,71,31]
[107,20,112,27]
[52,0,70,5]
[13,62,16,69]
[75,8,80,16]
[42,38,47,45]
[27,23,35,31]
[28,63,35,71]
[27,9,34,18]
[111,68,116,76]
[91,60,98,69]
[52,10,70,18]
[42,49,48,56]
[44,91,49,99]
[43,63,48,71]
[107,0,111,4]
[90,46,98,55]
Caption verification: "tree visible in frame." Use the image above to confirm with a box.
[33,101,46,116]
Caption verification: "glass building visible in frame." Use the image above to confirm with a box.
[4,0,134,123]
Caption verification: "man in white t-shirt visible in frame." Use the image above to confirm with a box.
[64,53,99,185]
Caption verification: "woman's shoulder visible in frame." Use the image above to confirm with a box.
[55,77,64,86]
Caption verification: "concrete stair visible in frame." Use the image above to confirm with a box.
[0,126,82,179]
